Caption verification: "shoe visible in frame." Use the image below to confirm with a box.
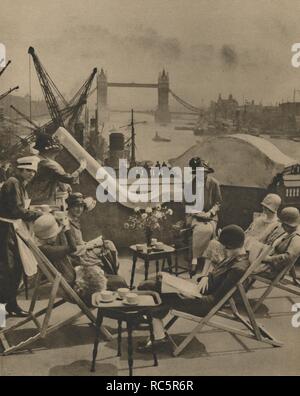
[137,337,170,353]
[5,303,29,318]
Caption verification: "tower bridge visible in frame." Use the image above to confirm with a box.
[96,68,171,123]
[92,68,203,124]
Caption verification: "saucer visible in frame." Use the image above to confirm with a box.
[99,297,115,303]
[122,300,139,306]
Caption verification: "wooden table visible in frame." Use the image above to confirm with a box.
[129,244,175,290]
[90,291,161,376]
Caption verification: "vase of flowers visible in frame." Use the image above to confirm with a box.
[124,205,173,246]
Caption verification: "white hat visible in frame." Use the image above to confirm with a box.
[33,214,62,240]
[17,156,40,172]
[261,194,281,213]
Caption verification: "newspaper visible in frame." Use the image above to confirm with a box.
[161,273,201,298]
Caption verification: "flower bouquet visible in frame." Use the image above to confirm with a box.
[124,205,173,246]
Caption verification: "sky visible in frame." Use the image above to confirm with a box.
[2,0,300,110]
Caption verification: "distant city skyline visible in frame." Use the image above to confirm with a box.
[2,0,300,110]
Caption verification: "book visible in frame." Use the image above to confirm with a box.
[161,273,201,298]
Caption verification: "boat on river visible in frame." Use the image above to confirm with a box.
[152,131,171,142]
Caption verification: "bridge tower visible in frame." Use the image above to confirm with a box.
[97,68,109,123]
[155,69,171,123]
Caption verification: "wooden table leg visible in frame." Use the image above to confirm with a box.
[91,310,103,372]
[174,251,179,276]
[130,255,137,290]
[147,315,158,367]
[145,258,150,281]
[155,260,160,281]
[117,320,122,357]
[167,254,173,274]
[127,321,134,377]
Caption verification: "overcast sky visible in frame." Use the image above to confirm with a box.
[2,0,300,109]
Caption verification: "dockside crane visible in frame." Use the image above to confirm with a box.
[0,86,19,102]
[1,47,97,160]
[0,60,11,77]
[67,67,97,133]
[28,46,66,129]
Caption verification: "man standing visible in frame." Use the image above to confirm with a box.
[0,156,42,316]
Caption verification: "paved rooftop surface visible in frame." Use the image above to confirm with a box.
[0,252,300,376]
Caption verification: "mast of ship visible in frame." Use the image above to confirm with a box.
[130,108,136,167]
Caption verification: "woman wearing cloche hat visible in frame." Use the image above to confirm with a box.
[28,132,87,205]
[186,156,222,276]
[66,193,123,279]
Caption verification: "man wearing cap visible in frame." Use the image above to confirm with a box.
[0,156,42,316]
[256,207,300,277]
[28,132,86,205]
[136,225,249,352]
[186,157,222,275]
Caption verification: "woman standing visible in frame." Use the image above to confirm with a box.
[0,156,42,316]
[186,157,222,275]
[28,132,86,205]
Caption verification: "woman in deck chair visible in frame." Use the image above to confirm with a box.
[33,213,127,306]
[197,193,283,293]
[137,225,250,353]
[254,207,300,278]
[66,192,120,275]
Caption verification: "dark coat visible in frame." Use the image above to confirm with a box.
[139,252,250,319]
[0,176,40,303]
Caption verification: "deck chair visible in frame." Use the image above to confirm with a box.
[171,222,193,276]
[0,227,112,355]
[164,245,282,357]
[251,255,300,312]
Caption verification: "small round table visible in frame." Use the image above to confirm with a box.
[90,291,162,376]
[129,244,175,290]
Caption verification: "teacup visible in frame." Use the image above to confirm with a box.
[100,290,115,302]
[54,210,68,222]
[125,292,139,305]
[40,204,51,213]
[117,288,130,299]
[136,244,144,252]
[155,242,164,249]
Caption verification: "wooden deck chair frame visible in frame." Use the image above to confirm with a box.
[164,245,283,357]
[251,255,300,312]
[0,229,112,356]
